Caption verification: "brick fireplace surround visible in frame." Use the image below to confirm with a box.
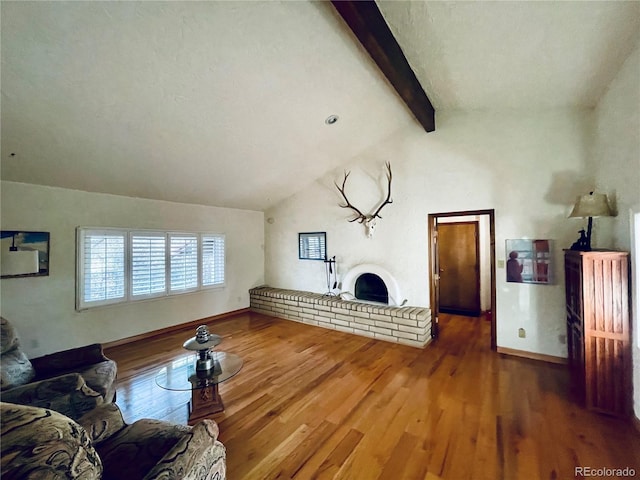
[249,286,432,348]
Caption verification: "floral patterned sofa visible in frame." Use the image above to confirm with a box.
[0,401,226,480]
[0,317,117,420]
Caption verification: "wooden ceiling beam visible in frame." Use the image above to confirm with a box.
[331,0,435,132]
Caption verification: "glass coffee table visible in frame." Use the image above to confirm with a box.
[155,351,243,424]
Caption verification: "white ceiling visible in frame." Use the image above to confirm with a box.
[2,1,638,211]
[378,1,640,110]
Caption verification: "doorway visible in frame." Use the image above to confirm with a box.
[438,221,481,316]
[428,210,496,349]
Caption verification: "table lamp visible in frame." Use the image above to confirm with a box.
[183,325,221,372]
[568,191,613,251]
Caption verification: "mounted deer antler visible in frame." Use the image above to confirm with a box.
[334,162,393,237]
[370,161,393,220]
[335,170,368,224]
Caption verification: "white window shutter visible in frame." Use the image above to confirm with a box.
[202,235,225,286]
[79,230,126,308]
[77,228,225,310]
[170,234,199,292]
[131,233,166,298]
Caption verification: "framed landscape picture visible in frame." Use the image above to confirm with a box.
[298,232,326,260]
[1,231,50,278]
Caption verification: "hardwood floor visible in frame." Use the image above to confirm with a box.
[105,312,640,479]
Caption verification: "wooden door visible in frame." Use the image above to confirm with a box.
[438,222,480,316]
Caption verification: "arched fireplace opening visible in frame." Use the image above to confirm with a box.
[341,264,403,306]
[355,273,388,304]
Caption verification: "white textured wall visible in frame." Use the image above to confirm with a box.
[592,40,640,251]
[591,39,640,418]
[265,109,593,358]
[0,181,264,357]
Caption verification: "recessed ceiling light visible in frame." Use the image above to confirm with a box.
[325,115,339,125]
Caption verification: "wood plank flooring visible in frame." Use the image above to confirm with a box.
[105,312,640,479]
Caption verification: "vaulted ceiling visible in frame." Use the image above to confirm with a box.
[1,1,638,210]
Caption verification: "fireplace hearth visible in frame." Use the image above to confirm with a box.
[249,286,432,348]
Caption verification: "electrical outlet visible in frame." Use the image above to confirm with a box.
[558,334,566,344]
[518,328,526,338]
[498,259,505,268]
[30,339,39,349]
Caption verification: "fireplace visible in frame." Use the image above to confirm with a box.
[341,264,403,306]
[355,273,388,303]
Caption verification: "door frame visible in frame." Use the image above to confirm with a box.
[428,209,496,350]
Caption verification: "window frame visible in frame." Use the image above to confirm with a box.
[76,227,225,311]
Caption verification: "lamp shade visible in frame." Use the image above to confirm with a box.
[569,192,612,218]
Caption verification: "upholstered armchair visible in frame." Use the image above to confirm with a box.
[0,317,117,420]
[0,402,227,480]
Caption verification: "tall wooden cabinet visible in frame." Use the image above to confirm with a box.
[564,250,631,417]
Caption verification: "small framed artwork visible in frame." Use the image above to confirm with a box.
[299,232,326,260]
[505,239,553,284]
[1,231,50,278]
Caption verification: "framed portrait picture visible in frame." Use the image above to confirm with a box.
[505,239,553,284]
